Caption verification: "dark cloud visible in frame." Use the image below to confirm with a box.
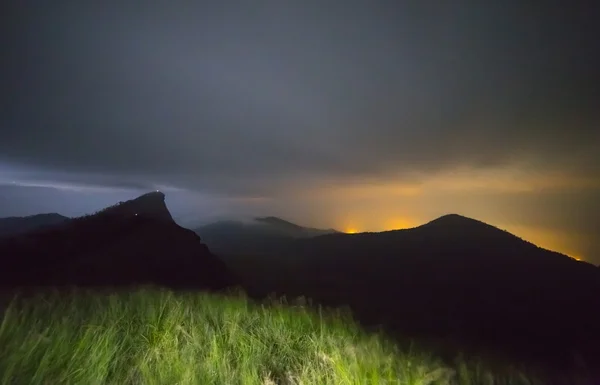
[1,1,598,193]
[0,184,142,217]
[1,1,599,261]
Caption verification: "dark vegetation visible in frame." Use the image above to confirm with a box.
[1,191,599,383]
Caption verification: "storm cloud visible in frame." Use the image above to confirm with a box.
[1,1,599,261]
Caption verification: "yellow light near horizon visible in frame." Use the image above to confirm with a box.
[501,224,587,263]
[345,228,359,234]
[384,218,415,230]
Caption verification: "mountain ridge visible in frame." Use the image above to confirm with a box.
[194,216,339,256]
[0,191,235,290]
[0,213,70,238]
[254,216,304,231]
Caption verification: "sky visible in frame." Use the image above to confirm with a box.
[1,1,599,263]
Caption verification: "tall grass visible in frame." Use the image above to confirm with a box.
[0,288,573,384]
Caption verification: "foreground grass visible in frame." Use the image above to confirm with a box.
[0,288,560,384]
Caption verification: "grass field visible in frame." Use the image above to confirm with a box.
[0,288,569,384]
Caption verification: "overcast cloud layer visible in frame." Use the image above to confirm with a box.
[1,1,599,262]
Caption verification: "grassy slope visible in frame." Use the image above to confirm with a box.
[0,288,578,385]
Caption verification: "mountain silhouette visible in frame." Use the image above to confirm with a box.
[254,216,305,231]
[0,213,69,238]
[0,191,236,290]
[254,216,337,236]
[195,216,338,256]
[220,213,600,373]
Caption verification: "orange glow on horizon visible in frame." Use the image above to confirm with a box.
[384,218,416,230]
[316,165,597,263]
[342,217,415,234]
[499,224,587,262]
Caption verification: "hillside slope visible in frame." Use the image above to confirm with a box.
[195,216,338,256]
[0,191,236,290]
[0,213,69,238]
[232,214,600,372]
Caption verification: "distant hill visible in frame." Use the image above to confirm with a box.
[219,213,600,373]
[0,191,236,290]
[194,216,338,256]
[0,213,69,238]
[253,216,337,237]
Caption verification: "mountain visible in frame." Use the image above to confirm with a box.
[254,216,304,229]
[0,213,69,238]
[194,216,338,256]
[254,216,337,236]
[0,191,236,290]
[227,213,600,373]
